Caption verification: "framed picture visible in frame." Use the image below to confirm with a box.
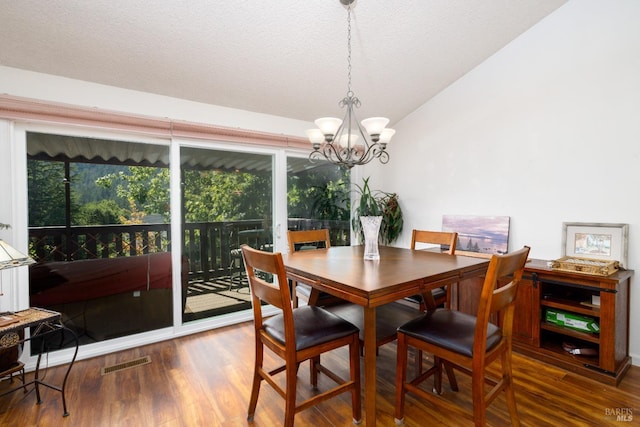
[562,222,629,268]
[442,215,510,258]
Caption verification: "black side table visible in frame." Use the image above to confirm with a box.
[0,307,78,417]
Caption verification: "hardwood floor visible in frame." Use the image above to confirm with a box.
[1,321,638,426]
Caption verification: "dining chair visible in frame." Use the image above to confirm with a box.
[410,229,458,308]
[287,229,343,307]
[394,246,530,426]
[241,245,362,426]
[409,229,459,376]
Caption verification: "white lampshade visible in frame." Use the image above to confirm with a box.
[361,117,390,136]
[0,239,35,270]
[306,129,325,145]
[314,117,343,137]
[378,128,396,144]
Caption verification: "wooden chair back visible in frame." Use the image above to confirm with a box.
[287,229,331,253]
[241,244,292,328]
[411,229,458,309]
[474,245,530,357]
[287,229,334,307]
[411,229,457,254]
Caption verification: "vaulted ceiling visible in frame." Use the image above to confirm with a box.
[0,0,566,126]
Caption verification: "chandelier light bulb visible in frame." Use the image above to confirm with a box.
[361,117,390,139]
[306,129,325,148]
[314,118,343,140]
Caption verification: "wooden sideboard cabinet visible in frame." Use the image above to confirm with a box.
[512,259,633,385]
[452,258,632,385]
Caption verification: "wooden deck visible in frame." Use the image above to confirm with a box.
[183,277,251,321]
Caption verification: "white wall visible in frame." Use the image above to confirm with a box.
[366,0,640,362]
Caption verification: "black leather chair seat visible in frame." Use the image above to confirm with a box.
[264,305,359,351]
[398,309,502,357]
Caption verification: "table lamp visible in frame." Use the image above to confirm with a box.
[0,239,35,296]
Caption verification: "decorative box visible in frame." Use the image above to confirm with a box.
[545,309,600,333]
[551,256,619,276]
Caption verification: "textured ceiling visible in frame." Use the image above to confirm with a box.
[0,0,566,126]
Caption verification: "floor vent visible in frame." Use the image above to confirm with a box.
[101,356,151,375]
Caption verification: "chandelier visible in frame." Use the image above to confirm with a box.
[307,0,395,169]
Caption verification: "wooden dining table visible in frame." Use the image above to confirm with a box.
[282,245,490,426]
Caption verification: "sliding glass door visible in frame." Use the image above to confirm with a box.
[27,131,172,348]
[180,146,273,323]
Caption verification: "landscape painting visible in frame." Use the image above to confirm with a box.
[442,215,510,256]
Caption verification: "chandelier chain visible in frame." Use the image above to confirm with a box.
[347,4,352,96]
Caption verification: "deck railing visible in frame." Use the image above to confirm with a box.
[29,219,351,281]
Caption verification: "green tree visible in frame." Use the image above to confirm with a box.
[27,160,80,226]
[183,169,271,222]
[74,163,126,205]
[288,166,349,220]
[310,180,350,220]
[96,167,170,222]
[62,161,345,227]
[76,200,124,225]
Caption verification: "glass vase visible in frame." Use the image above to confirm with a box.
[360,215,382,260]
